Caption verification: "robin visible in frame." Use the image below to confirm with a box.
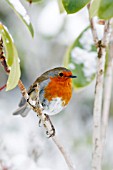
[13,67,77,117]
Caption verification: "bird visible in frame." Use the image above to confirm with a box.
[13,67,77,117]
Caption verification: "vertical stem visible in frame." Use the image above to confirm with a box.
[87,4,98,46]
[101,31,113,154]
[92,21,111,170]
[92,44,106,170]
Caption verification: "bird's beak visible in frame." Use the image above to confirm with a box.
[68,75,77,78]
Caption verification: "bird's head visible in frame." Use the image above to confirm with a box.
[42,67,77,80]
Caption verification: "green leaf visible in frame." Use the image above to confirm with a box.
[6,44,21,91]
[0,23,14,66]
[89,0,101,18]
[98,0,113,19]
[6,0,34,37]
[64,27,97,90]
[62,0,90,14]
[0,23,21,91]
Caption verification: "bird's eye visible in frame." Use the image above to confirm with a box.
[59,72,63,77]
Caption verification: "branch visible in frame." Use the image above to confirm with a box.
[87,4,99,46]
[52,136,76,170]
[87,5,112,170]
[101,28,113,154]
[91,20,111,170]
[0,84,6,91]
[0,38,76,170]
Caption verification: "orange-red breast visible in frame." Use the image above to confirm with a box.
[13,67,77,117]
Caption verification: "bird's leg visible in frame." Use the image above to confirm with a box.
[44,114,55,137]
[25,93,55,137]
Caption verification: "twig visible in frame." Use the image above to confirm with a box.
[101,28,113,154]
[87,4,99,46]
[92,21,111,170]
[52,136,76,170]
[0,84,6,91]
[87,4,112,170]
[0,38,76,170]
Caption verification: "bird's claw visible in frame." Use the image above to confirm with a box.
[46,127,55,138]
[46,125,55,138]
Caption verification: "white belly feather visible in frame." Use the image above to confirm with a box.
[42,97,65,116]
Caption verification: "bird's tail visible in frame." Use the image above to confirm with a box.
[13,104,30,117]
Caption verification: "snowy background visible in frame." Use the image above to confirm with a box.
[0,0,113,170]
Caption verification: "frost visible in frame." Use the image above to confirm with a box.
[79,29,94,51]
[23,15,30,25]
[71,47,97,81]
[8,0,30,25]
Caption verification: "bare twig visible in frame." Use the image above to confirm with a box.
[101,28,113,154]
[87,4,112,170]
[92,41,105,170]
[0,84,6,91]
[0,38,76,170]
[87,4,99,46]
[91,20,111,170]
[52,136,76,170]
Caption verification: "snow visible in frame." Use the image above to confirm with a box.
[6,39,9,43]
[8,0,30,25]
[11,155,51,170]
[4,25,14,42]
[69,28,97,81]
[71,47,97,81]
[79,29,94,51]
[1,29,4,33]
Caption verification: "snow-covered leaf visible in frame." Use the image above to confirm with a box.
[0,23,21,91]
[64,27,97,90]
[0,23,14,66]
[62,0,90,14]
[6,0,34,37]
